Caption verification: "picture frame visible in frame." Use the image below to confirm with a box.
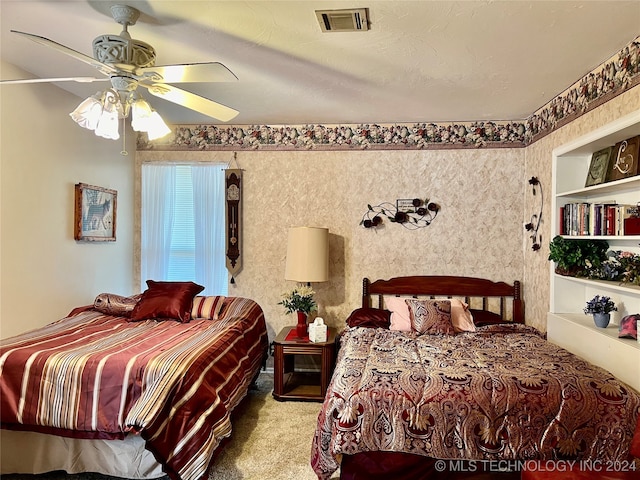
[584,146,613,187]
[607,135,640,182]
[74,183,117,242]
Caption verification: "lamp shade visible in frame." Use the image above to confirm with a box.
[285,227,329,283]
[69,93,103,130]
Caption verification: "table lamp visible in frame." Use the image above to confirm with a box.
[285,226,329,337]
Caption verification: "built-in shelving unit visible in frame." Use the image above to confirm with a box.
[548,110,640,392]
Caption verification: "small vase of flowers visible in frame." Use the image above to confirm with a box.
[584,295,617,328]
[279,285,318,338]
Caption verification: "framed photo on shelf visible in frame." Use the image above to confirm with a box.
[74,183,117,242]
[607,135,640,182]
[584,146,613,187]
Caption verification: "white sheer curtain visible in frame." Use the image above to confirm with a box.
[141,164,176,288]
[192,164,227,294]
[140,163,228,295]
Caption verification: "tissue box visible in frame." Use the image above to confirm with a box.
[309,317,327,343]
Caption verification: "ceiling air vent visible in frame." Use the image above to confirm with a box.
[315,8,369,32]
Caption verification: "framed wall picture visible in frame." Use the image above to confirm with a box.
[74,183,117,242]
[608,135,640,182]
[584,146,613,187]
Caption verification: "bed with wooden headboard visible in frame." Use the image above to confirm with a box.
[311,275,640,480]
[362,275,524,325]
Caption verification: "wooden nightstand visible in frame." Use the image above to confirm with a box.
[272,326,337,401]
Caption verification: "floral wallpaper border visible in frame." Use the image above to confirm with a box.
[139,36,640,152]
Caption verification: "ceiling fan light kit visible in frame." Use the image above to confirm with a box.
[70,88,171,141]
[2,3,239,149]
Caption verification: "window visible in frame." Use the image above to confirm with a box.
[141,163,228,295]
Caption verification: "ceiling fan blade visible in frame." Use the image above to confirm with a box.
[134,62,238,83]
[11,30,116,77]
[0,77,108,85]
[143,83,239,122]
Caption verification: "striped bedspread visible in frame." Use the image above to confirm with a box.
[0,296,268,480]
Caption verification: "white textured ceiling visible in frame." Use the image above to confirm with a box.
[1,0,639,126]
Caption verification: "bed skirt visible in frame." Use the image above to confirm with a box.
[0,429,165,478]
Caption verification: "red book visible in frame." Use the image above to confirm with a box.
[606,205,616,235]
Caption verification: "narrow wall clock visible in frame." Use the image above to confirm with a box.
[225,168,242,284]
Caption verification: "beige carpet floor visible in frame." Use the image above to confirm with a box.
[1,373,339,480]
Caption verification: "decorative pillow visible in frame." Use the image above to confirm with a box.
[405,299,455,335]
[191,296,226,320]
[384,295,412,331]
[94,293,140,317]
[450,299,476,333]
[346,308,391,329]
[130,280,204,323]
[469,309,504,326]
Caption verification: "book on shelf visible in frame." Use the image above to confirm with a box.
[560,202,590,236]
[618,204,640,235]
[559,202,638,236]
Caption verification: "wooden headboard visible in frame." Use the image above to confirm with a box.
[362,275,524,324]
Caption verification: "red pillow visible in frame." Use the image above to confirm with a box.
[469,309,505,326]
[346,308,391,329]
[130,280,204,323]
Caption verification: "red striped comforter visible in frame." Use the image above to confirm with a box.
[0,296,268,480]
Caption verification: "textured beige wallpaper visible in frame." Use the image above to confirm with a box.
[139,148,526,342]
[137,85,640,344]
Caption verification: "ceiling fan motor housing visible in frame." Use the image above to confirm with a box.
[92,35,156,68]
[93,4,155,68]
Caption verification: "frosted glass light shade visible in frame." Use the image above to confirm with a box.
[94,93,121,140]
[285,227,329,283]
[69,94,103,130]
[146,111,171,140]
[131,98,171,140]
[131,98,153,131]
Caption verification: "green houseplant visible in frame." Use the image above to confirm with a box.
[278,285,318,314]
[548,236,609,277]
[279,285,318,339]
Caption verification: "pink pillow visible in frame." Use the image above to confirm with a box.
[191,296,226,320]
[130,280,204,323]
[450,299,476,333]
[384,296,412,331]
[405,299,455,335]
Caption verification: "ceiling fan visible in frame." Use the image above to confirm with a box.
[1,4,239,141]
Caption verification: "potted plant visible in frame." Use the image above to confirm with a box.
[583,295,617,328]
[279,285,318,338]
[548,236,609,277]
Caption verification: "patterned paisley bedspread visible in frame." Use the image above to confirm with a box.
[0,297,268,480]
[311,324,640,479]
